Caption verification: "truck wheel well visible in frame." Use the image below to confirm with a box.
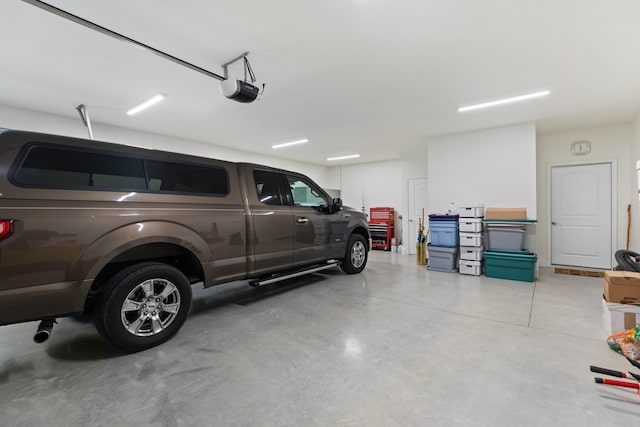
[351,226,370,251]
[85,243,204,311]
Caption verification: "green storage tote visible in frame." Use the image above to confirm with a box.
[483,250,537,282]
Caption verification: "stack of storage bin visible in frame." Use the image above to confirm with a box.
[483,208,537,282]
[427,214,459,272]
[458,206,485,276]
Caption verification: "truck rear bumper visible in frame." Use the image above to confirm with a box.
[0,279,93,325]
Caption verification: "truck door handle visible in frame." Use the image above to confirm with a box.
[296,217,309,224]
[552,222,557,225]
[343,214,351,218]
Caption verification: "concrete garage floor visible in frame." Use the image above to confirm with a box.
[0,251,638,426]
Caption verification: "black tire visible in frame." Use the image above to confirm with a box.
[615,250,640,272]
[340,234,368,274]
[94,262,192,352]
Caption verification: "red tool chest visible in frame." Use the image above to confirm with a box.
[368,207,395,250]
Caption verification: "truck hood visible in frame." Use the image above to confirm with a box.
[342,206,367,217]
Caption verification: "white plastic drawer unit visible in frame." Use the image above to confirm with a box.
[460,246,484,261]
[459,260,483,276]
[458,206,484,218]
[459,218,483,233]
[459,232,483,247]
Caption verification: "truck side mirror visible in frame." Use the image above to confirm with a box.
[332,198,343,212]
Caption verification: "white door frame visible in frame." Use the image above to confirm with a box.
[407,177,428,255]
[547,159,617,268]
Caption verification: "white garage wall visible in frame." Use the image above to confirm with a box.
[427,123,537,213]
[536,123,634,267]
[0,105,333,188]
[333,160,404,240]
[427,123,537,251]
[333,125,538,251]
[335,159,403,213]
[330,152,427,249]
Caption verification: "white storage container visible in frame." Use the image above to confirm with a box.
[459,259,483,276]
[459,218,483,233]
[459,232,483,247]
[460,245,484,261]
[458,206,485,218]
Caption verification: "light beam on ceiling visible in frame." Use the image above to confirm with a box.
[458,90,550,112]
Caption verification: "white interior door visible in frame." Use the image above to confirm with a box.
[551,163,612,268]
[408,178,427,255]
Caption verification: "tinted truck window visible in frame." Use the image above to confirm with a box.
[146,160,229,195]
[14,146,146,190]
[253,170,283,205]
[13,144,230,196]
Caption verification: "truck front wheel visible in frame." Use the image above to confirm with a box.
[340,234,368,274]
[94,262,192,352]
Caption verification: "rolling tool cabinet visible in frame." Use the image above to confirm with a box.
[368,207,395,250]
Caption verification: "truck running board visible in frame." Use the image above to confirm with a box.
[249,260,340,287]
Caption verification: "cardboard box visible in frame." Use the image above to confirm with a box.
[604,271,640,303]
[485,207,527,220]
[602,297,640,336]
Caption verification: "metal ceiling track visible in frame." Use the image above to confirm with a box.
[20,0,226,81]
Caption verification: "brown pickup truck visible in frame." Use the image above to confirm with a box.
[0,129,370,352]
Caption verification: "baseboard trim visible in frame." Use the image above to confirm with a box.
[554,267,604,278]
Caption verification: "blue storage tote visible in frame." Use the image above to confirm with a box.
[428,214,459,221]
[429,221,459,247]
[483,250,537,282]
[427,245,459,272]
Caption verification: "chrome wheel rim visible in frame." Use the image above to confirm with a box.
[120,278,181,337]
[351,241,366,268]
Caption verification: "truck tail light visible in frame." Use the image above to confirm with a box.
[0,220,13,241]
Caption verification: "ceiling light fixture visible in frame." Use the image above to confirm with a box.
[458,90,550,112]
[272,138,309,149]
[127,94,166,116]
[327,154,360,161]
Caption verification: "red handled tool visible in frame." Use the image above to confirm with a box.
[592,364,640,396]
[594,377,640,390]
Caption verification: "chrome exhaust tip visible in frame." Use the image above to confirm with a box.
[33,319,55,344]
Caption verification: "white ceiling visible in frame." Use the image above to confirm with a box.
[2,0,640,166]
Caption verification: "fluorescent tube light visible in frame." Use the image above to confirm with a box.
[127,94,166,116]
[327,154,360,161]
[458,90,550,112]
[272,138,309,149]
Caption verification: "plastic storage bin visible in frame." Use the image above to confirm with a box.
[459,218,483,233]
[428,214,459,221]
[429,221,459,247]
[460,246,484,261]
[459,260,483,276]
[458,206,485,218]
[459,232,482,247]
[427,245,459,272]
[486,225,526,250]
[483,250,537,282]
